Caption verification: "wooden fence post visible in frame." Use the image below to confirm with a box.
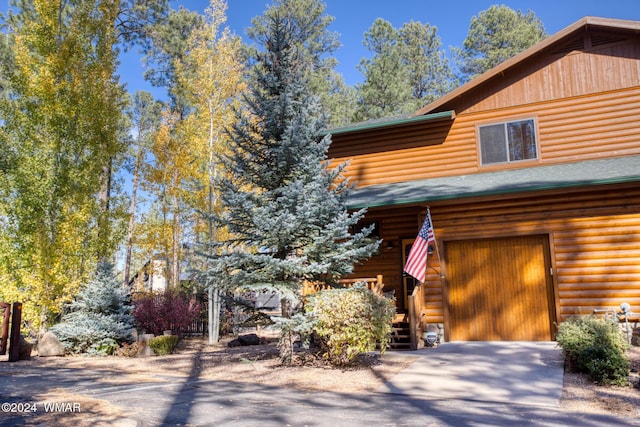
[8,302,22,362]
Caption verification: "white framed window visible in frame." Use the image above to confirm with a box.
[478,118,538,166]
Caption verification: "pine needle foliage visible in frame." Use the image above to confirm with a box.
[50,262,134,355]
[199,13,379,315]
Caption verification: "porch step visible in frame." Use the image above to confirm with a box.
[389,321,412,350]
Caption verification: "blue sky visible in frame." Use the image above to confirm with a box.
[220,0,640,85]
[3,0,640,95]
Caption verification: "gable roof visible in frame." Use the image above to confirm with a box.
[413,16,640,117]
[346,154,640,209]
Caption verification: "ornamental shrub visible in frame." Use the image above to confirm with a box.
[556,316,630,385]
[50,262,134,355]
[304,284,395,366]
[133,289,200,335]
[148,335,179,355]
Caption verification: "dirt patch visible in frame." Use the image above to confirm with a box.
[1,336,417,425]
[33,390,137,427]
[14,336,418,394]
[560,345,640,417]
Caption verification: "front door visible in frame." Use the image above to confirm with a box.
[401,238,419,313]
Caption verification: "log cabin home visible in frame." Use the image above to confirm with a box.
[327,17,640,346]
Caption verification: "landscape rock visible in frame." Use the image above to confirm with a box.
[19,335,33,360]
[37,331,65,357]
[228,333,262,347]
[137,333,156,357]
[139,343,156,357]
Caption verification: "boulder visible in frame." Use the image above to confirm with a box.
[18,335,33,360]
[227,338,241,347]
[138,342,156,357]
[228,333,261,347]
[632,327,640,346]
[37,331,65,357]
[137,333,156,357]
[239,333,261,346]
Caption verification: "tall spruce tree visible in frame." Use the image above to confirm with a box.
[247,0,353,128]
[201,13,378,360]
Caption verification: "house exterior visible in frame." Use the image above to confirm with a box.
[129,259,168,293]
[328,17,640,342]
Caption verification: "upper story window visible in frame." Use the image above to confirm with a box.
[478,119,538,166]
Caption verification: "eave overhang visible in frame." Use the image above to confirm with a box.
[346,155,640,210]
[322,110,455,136]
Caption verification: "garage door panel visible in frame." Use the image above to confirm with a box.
[445,235,554,341]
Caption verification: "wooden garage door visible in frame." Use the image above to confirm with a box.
[445,235,555,341]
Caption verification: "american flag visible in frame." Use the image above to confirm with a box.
[404,211,436,283]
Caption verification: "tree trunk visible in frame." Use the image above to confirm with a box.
[171,192,180,288]
[97,156,113,261]
[123,145,143,287]
[279,298,293,364]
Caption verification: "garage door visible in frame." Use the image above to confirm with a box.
[445,235,555,341]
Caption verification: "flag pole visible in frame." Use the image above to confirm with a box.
[426,206,444,279]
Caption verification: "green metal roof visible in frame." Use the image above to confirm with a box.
[346,155,640,209]
[322,110,455,136]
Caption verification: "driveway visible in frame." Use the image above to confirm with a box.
[4,341,639,426]
[379,341,565,407]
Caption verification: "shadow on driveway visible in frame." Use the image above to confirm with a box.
[378,341,565,406]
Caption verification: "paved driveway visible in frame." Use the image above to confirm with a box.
[379,341,565,407]
[4,341,640,426]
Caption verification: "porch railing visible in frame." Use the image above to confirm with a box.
[302,275,384,296]
[408,283,425,350]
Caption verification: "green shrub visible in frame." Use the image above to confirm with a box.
[305,285,395,366]
[556,316,630,385]
[148,335,179,356]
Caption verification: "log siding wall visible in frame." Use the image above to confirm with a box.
[334,29,640,339]
[329,37,640,188]
[329,86,640,188]
[418,185,640,325]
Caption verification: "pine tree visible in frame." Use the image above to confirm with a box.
[355,18,412,121]
[453,5,546,81]
[201,14,379,361]
[50,263,134,355]
[247,0,352,128]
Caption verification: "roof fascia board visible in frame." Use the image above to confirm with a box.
[347,174,640,210]
[322,110,455,136]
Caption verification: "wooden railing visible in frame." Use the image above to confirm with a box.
[302,275,384,296]
[408,283,425,350]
